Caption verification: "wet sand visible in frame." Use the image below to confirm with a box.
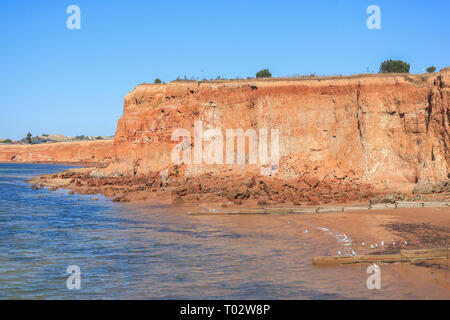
[164,204,450,299]
[278,207,450,296]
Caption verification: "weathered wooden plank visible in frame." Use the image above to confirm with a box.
[396,201,424,208]
[317,206,344,213]
[370,203,396,210]
[312,256,360,265]
[188,201,449,216]
[291,207,318,214]
[187,211,240,216]
[312,248,449,266]
[238,208,268,214]
[264,207,293,214]
[422,202,450,208]
[343,206,370,212]
[401,248,448,260]
[358,255,405,263]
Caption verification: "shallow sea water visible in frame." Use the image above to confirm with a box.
[0,163,448,299]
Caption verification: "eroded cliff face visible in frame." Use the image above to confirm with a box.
[99,69,449,192]
[0,140,114,163]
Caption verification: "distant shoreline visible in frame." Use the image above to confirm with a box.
[0,161,101,167]
[0,140,113,164]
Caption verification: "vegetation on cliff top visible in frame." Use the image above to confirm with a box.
[142,62,445,85]
[26,133,32,144]
[379,59,410,73]
[256,68,272,78]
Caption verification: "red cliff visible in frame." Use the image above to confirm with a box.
[97,68,449,194]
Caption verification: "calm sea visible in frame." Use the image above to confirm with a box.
[0,163,447,299]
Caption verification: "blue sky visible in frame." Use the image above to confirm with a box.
[1,0,449,140]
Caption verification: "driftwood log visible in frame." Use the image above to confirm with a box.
[312,248,449,266]
[188,202,450,216]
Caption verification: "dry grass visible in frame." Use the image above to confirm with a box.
[138,72,435,86]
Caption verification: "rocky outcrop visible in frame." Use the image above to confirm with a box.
[98,69,449,194]
[0,140,114,163]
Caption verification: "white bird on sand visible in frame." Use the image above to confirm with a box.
[404,241,408,245]
[370,244,374,249]
[392,241,396,246]
[362,242,366,246]
[338,251,342,256]
[381,241,384,246]
[352,250,357,256]
[304,229,308,233]
[375,243,378,248]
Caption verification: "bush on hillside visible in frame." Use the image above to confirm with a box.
[26,133,32,144]
[256,68,272,78]
[379,60,410,73]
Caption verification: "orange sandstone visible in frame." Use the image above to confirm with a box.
[99,69,449,193]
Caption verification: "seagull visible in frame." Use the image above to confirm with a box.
[338,251,342,256]
[352,250,357,256]
[392,242,396,246]
[404,241,408,245]
[375,243,378,248]
[381,241,384,246]
[304,229,308,233]
[362,242,366,246]
[370,244,374,249]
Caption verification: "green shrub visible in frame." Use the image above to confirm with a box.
[426,66,436,73]
[26,133,32,144]
[256,68,272,78]
[1,139,12,144]
[154,78,162,84]
[75,135,88,141]
[379,60,410,73]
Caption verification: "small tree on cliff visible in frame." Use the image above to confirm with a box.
[379,60,410,73]
[426,66,436,73]
[26,133,32,144]
[154,78,162,84]
[256,68,272,78]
